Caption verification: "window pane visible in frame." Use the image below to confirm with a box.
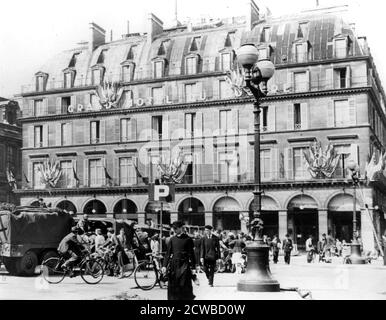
[152,87,164,105]
[60,160,73,187]
[33,162,45,189]
[89,159,103,186]
[119,158,136,186]
[34,126,42,147]
[154,61,163,78]
[294,72,307,92]
[90,121,100,143]
[93,69,101,85]
[186,57,196,75]
[62,123,72,146]
[335,39,347,58]
[293,148,307,179]
[221,53,231,71]
[295,44,306,62]
[334,100,349,127]
[185,84,196,102]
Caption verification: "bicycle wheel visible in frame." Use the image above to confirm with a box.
[41,257,66,284]
[134,261,157,290]
[124,255,138,278]
[80,259,104,284]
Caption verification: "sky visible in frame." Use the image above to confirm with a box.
[0,0,385,98]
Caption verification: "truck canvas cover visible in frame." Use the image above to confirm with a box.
[0,210,72,245]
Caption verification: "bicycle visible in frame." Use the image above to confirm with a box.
[41,247,104,285]
[134,252,167,290]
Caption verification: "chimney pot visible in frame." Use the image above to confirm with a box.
[89,22,106,51]
[147,13,164,42]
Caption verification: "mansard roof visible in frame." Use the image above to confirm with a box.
[26,8,367,89]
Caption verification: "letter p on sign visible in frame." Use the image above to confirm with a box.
[154,185,169,201]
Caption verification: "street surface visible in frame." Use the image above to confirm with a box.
[0,256,385,300]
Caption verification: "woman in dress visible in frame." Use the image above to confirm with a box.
[162,221,196,300]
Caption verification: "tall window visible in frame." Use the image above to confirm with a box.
[185,113,196,138]
[334,145,350,178]
[64,72,73,88]
[122,65,133,82]
[220,53,232,71]
[186,57,197,75]
[185,83,197,102]
[261,149,271,180]
[294,104,301,130]
[295,44,306,63]
[61,123,72,146]
[33,162,45,189]
[294,72,307,92]
[90,94,100,109]
[36,76,45,92]
[34,126,43,148]
[34,99,46,117]
[154,61,164,78]
[61,97,71,113]
[92,69,103,85]
[218,152,238,183]
[6,146,16,169]
[334,100,350,127]
[119,158,136,186]
[293,147,308,179]
[152,87,164,105]
[89,159,103,187]
[90,121,100,144]
[120,118,135,142]
[219,80,233,99]
[219,110,232,135]
[152,116,162,140]
[335,39,347,58]
[60,160,73,188]
[334,68,347,89]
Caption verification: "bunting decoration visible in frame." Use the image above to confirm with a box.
[133,162,150,185]
[37,159,62,189]
[157,150,189,184]
[73,167,80,187]
[104,166,114,186]
[6,167,17,191]
[96,79,124,109]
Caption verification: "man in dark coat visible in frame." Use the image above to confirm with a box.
[162,221,196,300]
[200,225,220,287]
[282,234,293,265]
[58,227,84,275]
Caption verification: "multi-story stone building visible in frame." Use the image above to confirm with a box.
[17,2,386,251]
[0,97,21,204]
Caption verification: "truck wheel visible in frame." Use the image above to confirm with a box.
[20,251,38,276]
[3,257,21,276]
[41,251,59,264]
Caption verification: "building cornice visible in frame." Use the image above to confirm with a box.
[18,87,372,124]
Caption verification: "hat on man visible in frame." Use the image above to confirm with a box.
[204,225,213,230]
[171,220,184,229]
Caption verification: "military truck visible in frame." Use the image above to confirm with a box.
[0,206,73,276]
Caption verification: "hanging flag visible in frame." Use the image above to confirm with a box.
[6,168,17,190]
[104,167,114,186]
[73,167,80,187]
[23,171,30,184]
[133,162,149,185]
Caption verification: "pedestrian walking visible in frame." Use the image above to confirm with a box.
[193,231,202,272]
[270,235,281,264]
[282,234,293,265]
[305,235,315,263]
[200,225,221,286]
[162,221,196,300]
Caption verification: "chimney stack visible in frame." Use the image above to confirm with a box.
[147,13,163,42]
[245,0,260,31]
[89,22,106,51]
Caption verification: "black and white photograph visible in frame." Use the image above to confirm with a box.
[0,0,385,308]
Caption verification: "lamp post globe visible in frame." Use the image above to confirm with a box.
[255,59,275,81]
[347,159,358,172]
[236,44,259,69]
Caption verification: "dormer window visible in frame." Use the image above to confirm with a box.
[63,68,76,88]
[157,40,170,56]
[260,27,271,43]
[185,54,200,75]
[334,36,352,58]
[218,49,235,71]
[35,72,48,92]
[297,22,308,38]
[126,45,137,60]
[152,58,167,78]
[190,37,201,52]
[224,31,236,47]
[68,53,80,68]
[91,65,105,85]
[293,41,311,63]
[121,62,135,82]
[97,49,108,64]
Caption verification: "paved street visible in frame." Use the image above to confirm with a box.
[0,256,385,300]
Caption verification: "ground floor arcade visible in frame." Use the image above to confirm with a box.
[20,186,384,252]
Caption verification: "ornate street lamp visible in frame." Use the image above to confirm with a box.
[347,160,366,264]
[236,44,280,292]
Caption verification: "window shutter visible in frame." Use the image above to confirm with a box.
[29,100,34,117]
[271,148,279,180]
[71,96,77,110]
[267,105,276,132]
[231,109,239,134]
[287,105,294,130]
[56,123,62,146]
[28,126,34,148]
[72,159,77,187]
[178,83,184,102]
[28,162,33,185]
[349,99,357,126]
[305,70,311,91]
[101,158,107,185]
[100,120,106,143]
[327,100,335,127]
[84,121,90,144]
[162,114,169,139]
[114,158,119,186]
[83,159,89,187]
[346,66,352,88]
[195,111,203,138]
[301,103,309,130]
[326,68,334,90]
[43,99,48,115]
[68,123,73,145]
[284,147,293,180]
[131,118,137,141]
[43,124,49,147]
[213,80,220,100]
[56,97,62,114]
[196,82,204,101]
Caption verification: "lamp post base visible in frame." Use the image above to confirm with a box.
[349,242,366,264]
[237,239,280,292]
